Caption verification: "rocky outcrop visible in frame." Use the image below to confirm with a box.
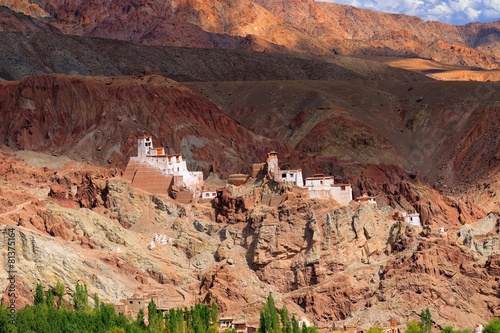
[458,213,500,258]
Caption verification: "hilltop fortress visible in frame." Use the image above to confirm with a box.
[123,136,353,206]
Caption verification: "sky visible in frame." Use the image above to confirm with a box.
[318,0,500,25]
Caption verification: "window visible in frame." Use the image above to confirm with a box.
[129,301,132,304]
[282,173,286,178]
[320,181,323,185]
[341,186,346,190]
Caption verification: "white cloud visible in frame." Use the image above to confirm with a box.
[318,0,500,24]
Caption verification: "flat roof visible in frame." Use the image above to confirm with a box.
[305,175,333,180]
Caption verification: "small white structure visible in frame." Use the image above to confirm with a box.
[153,233,169,245]
[134,136,204,195]
[279,169,304,187]
[405,211,421,227]
[474,324,483,333]
[148,241,156,250]
[298,318,311,328]
[304,174,353,205]
[356,194,377,205]
[201,190,217,199]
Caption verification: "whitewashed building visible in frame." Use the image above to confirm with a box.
[304,174,353,205]
[405,211,421,227]
[129,136,204,195]
[279,169,304,187]
[356,194,377,205]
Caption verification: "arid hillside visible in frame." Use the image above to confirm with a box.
[0,74,293,177]
[0,31,429,82]
[0,0,498,69]
[0,147,498,329]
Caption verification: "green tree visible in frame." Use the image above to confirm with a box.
[484,319,500,333]
[211,302,219,325]
[406,321,421,333]
[440,326,472,333]
[259,293,281,333]
[0,305,17,333]
[420,308,432,333]
[207,325,219,333]
[55,281,65,308]
[34,283,45,305]
[93,293,100,312]
[45,290,55,308]
[280,305,291,333]
[148,299,157,328]
[306,326,319,333]
[136,309,146,329]
[291,316,300,333]
[147,299,164,333]
[367,328,384,333]
[301,323,318,333]
[441,326,455,333]
[166,308,184,333]
[72,283,88,311]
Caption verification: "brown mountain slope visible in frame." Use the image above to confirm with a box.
[0,74,293,176]
[0,31,429,82]
[2,0,496,69]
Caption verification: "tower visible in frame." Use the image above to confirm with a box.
[266,151,279,181]
[137,136,153,160]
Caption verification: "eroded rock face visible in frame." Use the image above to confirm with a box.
[458,213,500,258]
[0,149,499,329]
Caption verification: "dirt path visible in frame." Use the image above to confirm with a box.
[0,200,32,217]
